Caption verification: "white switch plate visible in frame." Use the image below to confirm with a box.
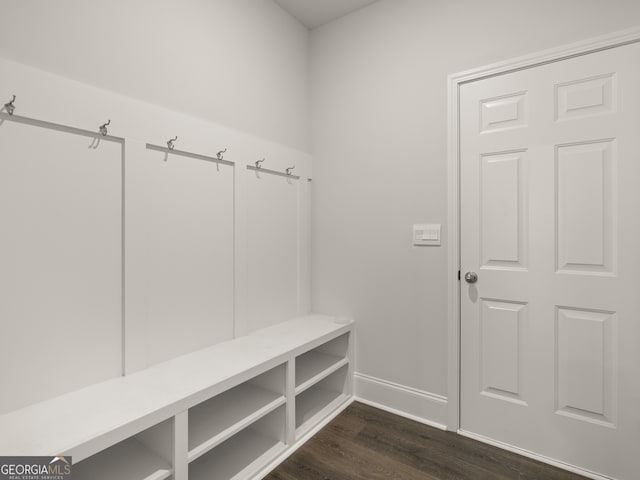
[413,224,441,246]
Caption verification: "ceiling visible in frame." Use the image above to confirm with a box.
[273,0,380,29]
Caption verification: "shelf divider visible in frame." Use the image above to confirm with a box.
[188,383,285,463]
[189,428,285,480]
[73,437,172,480]
[295,387,350,439]
[295,352,348,395]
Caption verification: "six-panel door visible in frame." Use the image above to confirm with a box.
[460,42,640,479]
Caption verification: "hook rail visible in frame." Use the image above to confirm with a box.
[146,143,234,166]
[247,163,300,180]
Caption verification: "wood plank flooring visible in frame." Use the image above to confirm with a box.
[265,402,588,480]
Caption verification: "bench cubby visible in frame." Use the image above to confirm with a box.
[73,419,173,480]
[188,363,286,462]
[189,406,286,480]
[295,332,350,394]
[295,365,350,437]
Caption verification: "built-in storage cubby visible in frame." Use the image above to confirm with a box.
[0,315,353,480]
[188,364,286,462]
[295,333,350,394]
[295,365,350,437]
[73,419,173,480]
[189,406,286,480]
[294,332,351,438]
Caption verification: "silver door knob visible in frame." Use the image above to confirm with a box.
[464,272,478,284]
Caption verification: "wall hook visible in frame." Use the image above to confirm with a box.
[4,95,16,116]
[217,148,227,160]
[255,158,265,169]
[99,119,111,137]
[167,136,178,150]
[286,166,295,175]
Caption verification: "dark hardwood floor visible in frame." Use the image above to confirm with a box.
[265,402,587,480]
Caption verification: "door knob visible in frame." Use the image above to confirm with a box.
[464,272,478,284]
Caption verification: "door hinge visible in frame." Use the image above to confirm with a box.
[458,270,461,281]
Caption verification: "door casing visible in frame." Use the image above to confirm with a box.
[447,25,640,441]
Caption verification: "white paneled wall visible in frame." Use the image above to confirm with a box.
[246,170,300,332]
[0,57,312,413]
[0,119,123,415]
[125,146,235,371]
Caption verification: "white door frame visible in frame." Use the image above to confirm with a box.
[446,26,640,431]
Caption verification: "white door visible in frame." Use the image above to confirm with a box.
[460,41,640,480]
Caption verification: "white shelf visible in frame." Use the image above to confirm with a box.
[73,437,172,480]
[0,314,354,480]
[189,428,285,480]
[295,386,349,437]
[0,314,352,461]
[295,351,348,394]
[188,382,285,462]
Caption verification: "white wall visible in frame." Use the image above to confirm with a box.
[310,0,640,424]
[0,0,309,151]
[0,0,312,413]
[0,55,312,412]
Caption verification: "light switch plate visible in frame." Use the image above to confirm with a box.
[413,224,441,246]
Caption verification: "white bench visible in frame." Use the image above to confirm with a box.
[0,314,354,480]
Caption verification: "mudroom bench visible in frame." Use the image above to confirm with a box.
[0,314,354,480]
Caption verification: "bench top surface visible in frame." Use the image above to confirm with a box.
[0,314,352,457]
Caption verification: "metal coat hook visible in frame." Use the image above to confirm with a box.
[216,148,227,161]
[255,158,265,169]
[286,166,295,175]
[167,136,178,150]
[4,95,16,116]
[99,120,111,137]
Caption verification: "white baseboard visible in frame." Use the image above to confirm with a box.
[458,430,615,480]
[354,372,448,430]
